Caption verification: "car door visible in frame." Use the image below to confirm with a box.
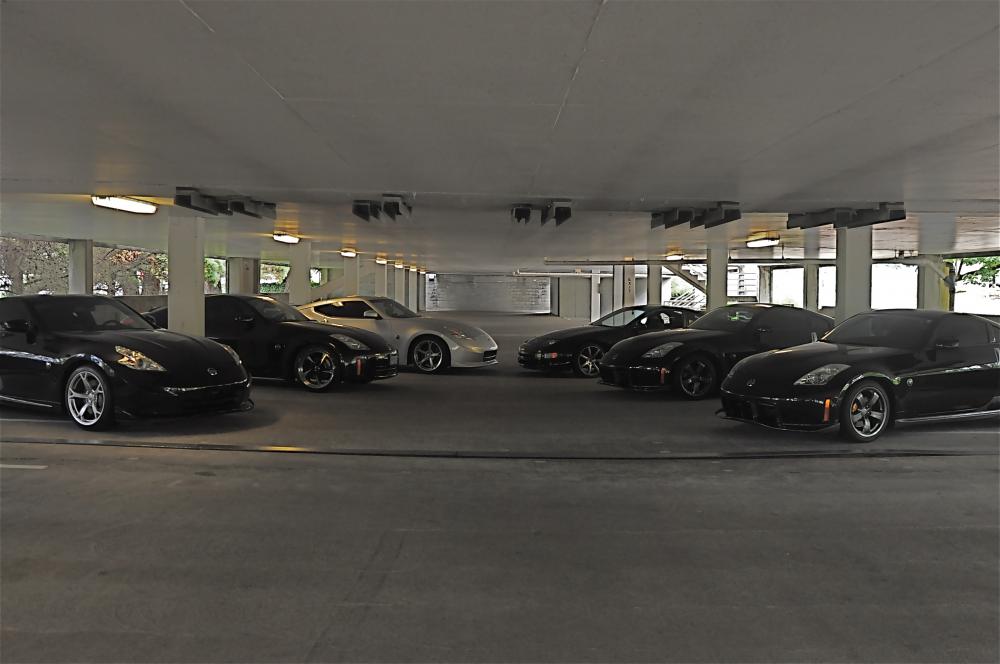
[906,316,999,415]
[0,298,52,403]
[753,308,816,351]
[204,296,264,372]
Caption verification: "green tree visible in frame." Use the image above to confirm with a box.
[948,257,1000,287]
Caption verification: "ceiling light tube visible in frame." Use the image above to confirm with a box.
[409,266,417,272]
[272,232,300,245]
[394,262,404,269]
[91,195,157,215]
[340,248,357,258]
[746,231,780,249]
[665,253,684,261]
[375,257,388,265]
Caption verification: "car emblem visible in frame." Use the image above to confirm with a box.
[746,378,756,387]
[207,368,219,376]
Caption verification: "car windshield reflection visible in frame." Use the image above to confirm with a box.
[31,297,152,332]
[593,307,646,327]
[244,297,308,322]
[689,306,757,331]
[825,313,934,349]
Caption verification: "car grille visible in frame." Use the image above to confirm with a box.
[483,350,498,362]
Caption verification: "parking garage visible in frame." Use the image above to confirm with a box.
[1,1,999,662]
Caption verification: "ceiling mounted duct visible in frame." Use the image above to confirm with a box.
[541,200,572,226]
[381,194,412,221]
[174,187,223,215]
[511,204,533,224]
[651,208,695,230]
[229,198,276,220]
[841,202,906,228]
[352,200,382,222]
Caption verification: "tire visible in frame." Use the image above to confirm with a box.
[64,365,116,430]
[293,345,342,391]
[572,344,606,378]
[672,353,719,400]
[410,336,451,374]
[839,379,892,443]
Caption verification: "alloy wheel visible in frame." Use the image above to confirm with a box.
[414,339,444,373]
[679,357,715,398]
[66,369,107,427]
[576,345,604,377]
[297,349,336,389]
[849,387,888,438]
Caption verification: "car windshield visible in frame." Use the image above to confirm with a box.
[31,297,152,332]
[690,306,759,331]
[593,307,647,327]
[825,313,934,349]
[373,298,419,318]
[243,297,308,322]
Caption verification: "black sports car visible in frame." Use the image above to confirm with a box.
[598,303,834,398]
[148,294,398,391]
[518,305,701,377]
[720,309,1000,442]
[0,295,251,429]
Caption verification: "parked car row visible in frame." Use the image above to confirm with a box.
[0,294,996,442]
[519,303,1000,441]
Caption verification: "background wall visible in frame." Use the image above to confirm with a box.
[425,275,550,313]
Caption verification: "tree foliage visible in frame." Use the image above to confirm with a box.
[948,257,1000,287]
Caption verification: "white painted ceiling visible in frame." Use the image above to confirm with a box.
[1,0,998,271]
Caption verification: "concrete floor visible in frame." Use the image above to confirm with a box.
[2,313,998,662]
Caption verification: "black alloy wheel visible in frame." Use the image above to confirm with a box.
[673,354,718,400]
[294,345,342,391]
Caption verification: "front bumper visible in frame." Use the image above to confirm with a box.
[114,374,253,419]
[719,388,836,430]
[345,350,399,381]
[597,363,671,391]
[451,344,499,368]
[517,345,572,370]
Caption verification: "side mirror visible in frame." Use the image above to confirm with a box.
[141,313,159,328]
[362,310,380,319]
[934,338,959,350]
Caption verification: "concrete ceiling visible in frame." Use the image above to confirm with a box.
[1,0,998,272]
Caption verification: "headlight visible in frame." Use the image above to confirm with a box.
[793,363,849,386]
[115,346,166,372]
[444,326,474,341]
[641,342,683,359]
[330,333,369,351]
[219,343,242,366]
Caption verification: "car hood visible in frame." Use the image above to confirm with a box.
[54,329,244,383]
[604,328,728,362]
[278,320,391,352]
[725,341,914,392]
[524,325,604,347]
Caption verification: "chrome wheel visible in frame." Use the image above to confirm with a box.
[296,348,337,389]
[677,356,716,399]
[575,345,604,377]
[849,386,888,439]
[413,339,445,373]
[66,368,107,427]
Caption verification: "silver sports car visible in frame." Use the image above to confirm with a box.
[298,296,498,374]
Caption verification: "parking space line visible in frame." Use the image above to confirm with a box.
[0,464,48,470]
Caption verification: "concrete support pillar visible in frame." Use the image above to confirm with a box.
[917,256,949,310]
[226,257,259,295]
[612,265,636,310]
[167,215,205,336]
[372,262,388,297]
[418,274,427,311]
[394,267,406,303]
[802,228,821,312]
[68,239,94,294]
[342,255,359,296]
[834,226,872,323]
[407,270,418,310]
[590,272,601,321]
[287,240,312,306]
[757,266,773,304]
[706,230,729,311]
[646,262,663,306]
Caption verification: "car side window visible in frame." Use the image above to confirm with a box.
[205,297,241,336]
[316,301,372,319]
[756,308,814,348]
[660,311,684,328]
[933,316,989,347]
[0,298,31,325]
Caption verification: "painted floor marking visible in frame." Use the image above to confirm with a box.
[0,464,48,470]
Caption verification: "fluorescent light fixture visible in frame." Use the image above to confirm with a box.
[418,268,427,274]
[91,195,157,215]
[375,257,388,265]
[340,248,357,258]
[665,253,684,261]
[394,262,404,269]
[272,232,300,244]
[409,266,417,272]
[746,231,780,248]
